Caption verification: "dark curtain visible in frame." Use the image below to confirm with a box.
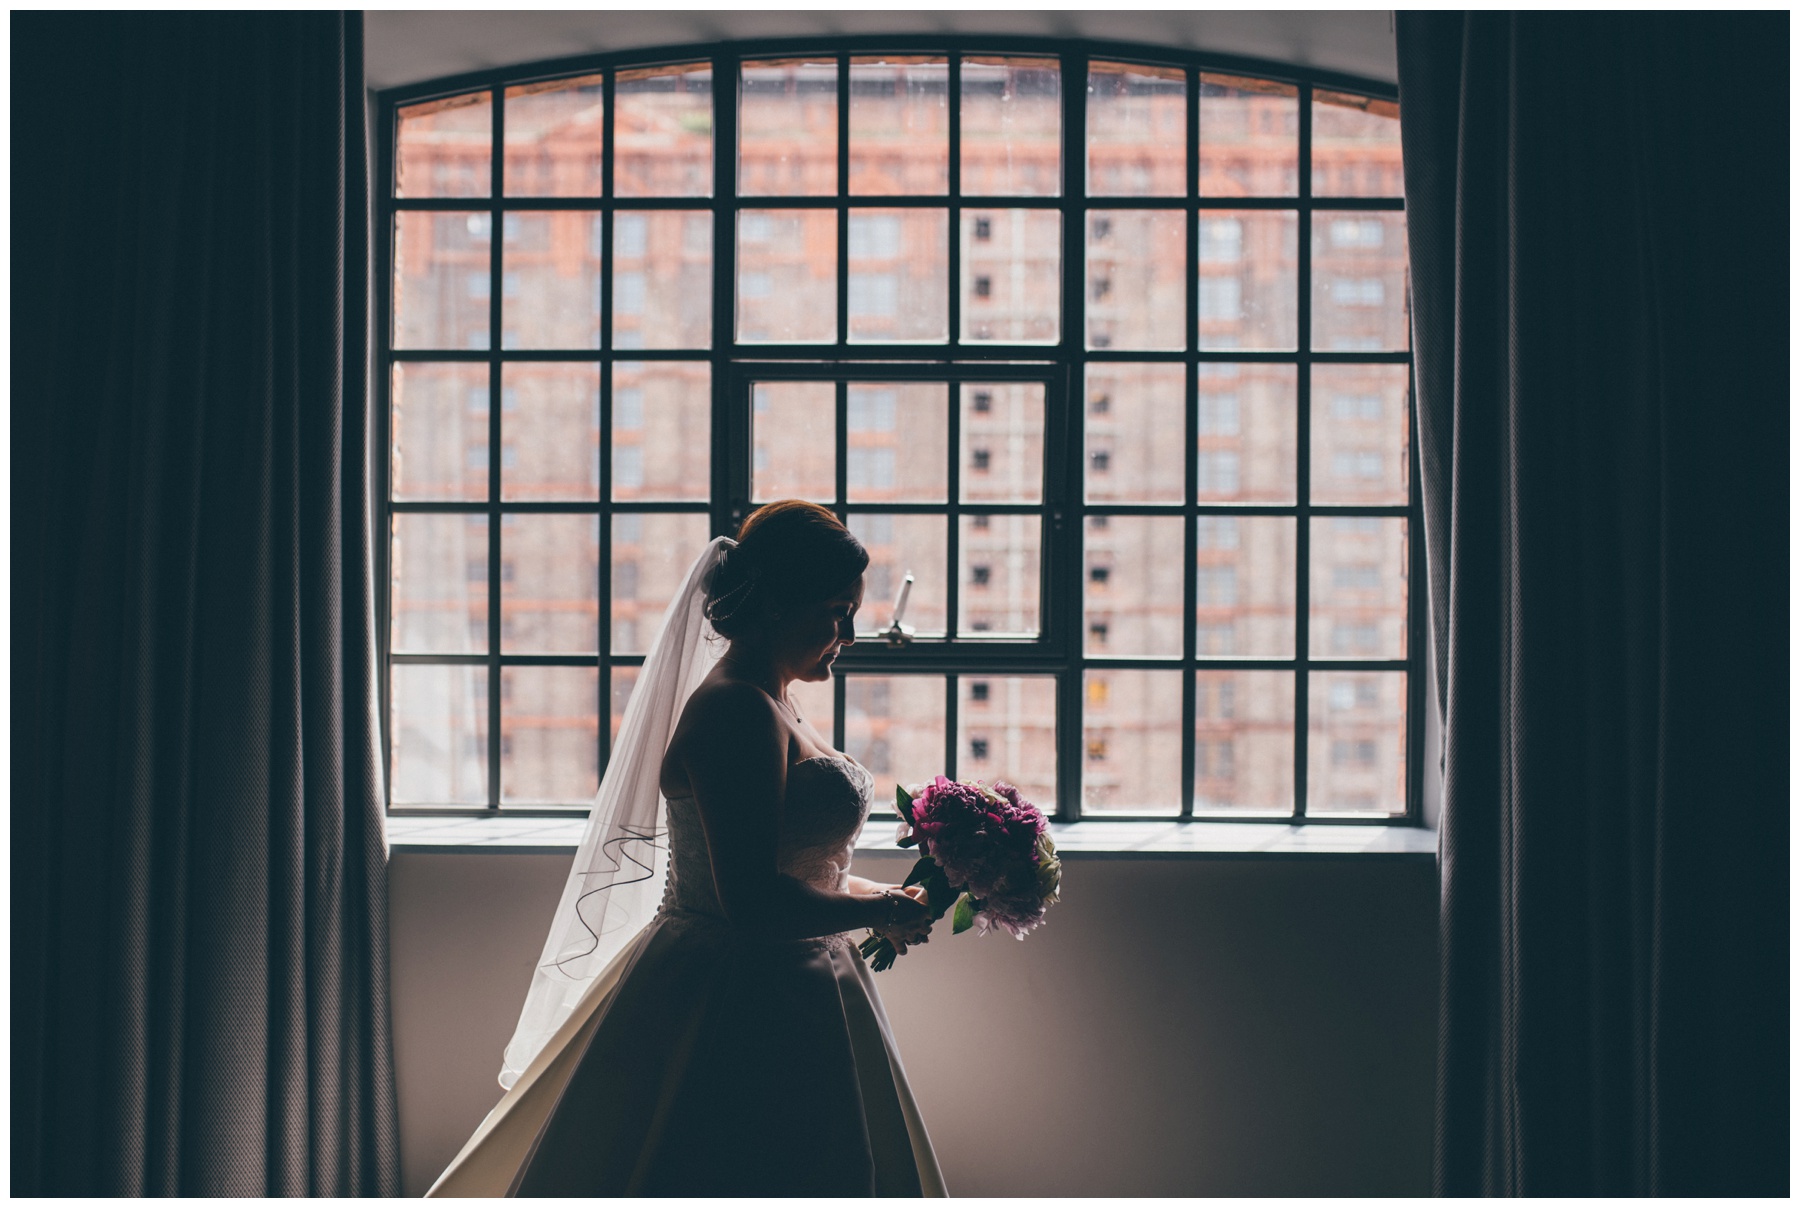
[1398,12,1788,1197]
[12,12,399,1196]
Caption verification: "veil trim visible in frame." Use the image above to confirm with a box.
[497,536,732,1089]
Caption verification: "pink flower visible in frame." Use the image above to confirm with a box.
[908,777,1046,899]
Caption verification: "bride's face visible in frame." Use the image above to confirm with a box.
[775,574,864,683]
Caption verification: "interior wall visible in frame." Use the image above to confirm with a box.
[389,850,1437,1196]
[364,10,1398,91]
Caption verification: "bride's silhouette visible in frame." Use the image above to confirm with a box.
[428,501,945,1196]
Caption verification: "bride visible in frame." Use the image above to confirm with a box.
[428,500,946,1197]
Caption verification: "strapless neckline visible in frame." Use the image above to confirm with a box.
[664,752,863,801]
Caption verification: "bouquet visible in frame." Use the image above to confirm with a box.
[860,776,1063,972]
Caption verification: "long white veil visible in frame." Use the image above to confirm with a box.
[497,536,731,1089]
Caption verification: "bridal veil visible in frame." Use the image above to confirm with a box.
[497,536,730,1089]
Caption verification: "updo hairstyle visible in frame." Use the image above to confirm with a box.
[704,500,870,641]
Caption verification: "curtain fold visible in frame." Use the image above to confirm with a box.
[12,12,399,1195]
[1398,12,1788,1196]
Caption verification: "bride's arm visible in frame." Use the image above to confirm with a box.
[682,682,924,941]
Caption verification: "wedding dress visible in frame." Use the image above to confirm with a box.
[426,538,944,1196]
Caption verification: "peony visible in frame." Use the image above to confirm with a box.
[862,775,1061,970]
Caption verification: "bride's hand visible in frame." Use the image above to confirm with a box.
[876,886,933,953]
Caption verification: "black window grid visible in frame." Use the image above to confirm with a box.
[377,37,1421,825]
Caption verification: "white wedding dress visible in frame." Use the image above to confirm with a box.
[427,751,946,1196]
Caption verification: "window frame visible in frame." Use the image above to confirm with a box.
[376,35,1422,826]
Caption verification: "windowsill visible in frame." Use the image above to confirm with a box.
[386,814,1438,859]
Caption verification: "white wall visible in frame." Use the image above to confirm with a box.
[389,850,1436,1197]
[365,11,1398,92]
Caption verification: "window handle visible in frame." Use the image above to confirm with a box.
[884,571,915,648]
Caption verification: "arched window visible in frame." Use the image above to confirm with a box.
[378,39,1417,823]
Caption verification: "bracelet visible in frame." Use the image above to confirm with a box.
[881,889,906,927]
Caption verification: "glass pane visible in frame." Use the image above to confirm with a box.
[752,381,836,503]
[737,209,837,343]
[501,514,599,653]
[1085,515,1184,657]
[959,514,1040,637]
[1312,364,1410,505]
[501,666,599,804]
[1198,74,1297,197]
[1312,212,1409,351]
[615,64,713,197]
[390,665,488,804]
[1194,670,1295,814]
[1083,670,1182,816]
[613,210,713,349]
[960,382,1043,503]
[609,664,636,745]
[961,58,1061,197]
[396,92,491,198]
[1087,209,1185,350]
[849,513,948,638]
[613,361,711,501]
[391,363,487,501]
[504,74,604,196]
[1308,671,1406,814]
[1197,210,1296,351]
[1194,515,1295,658]
[1087,62,1185,197]
[850,57,949,195]
[1309,517,1408,659]
[393,211,490,350]
[391,513,488,653]
[957,675,1057,811]
[611,513,712,654]
[1196,363,1297,503]
[503,212,600,349]
[846,676,947,792]
[960,209,1060,343]
[1312,90,1402,198]
[739,60,837,196]
[847,209,948,343]
[501,363,599,502]
[1085,363,1184,503]
[846,382,947,503]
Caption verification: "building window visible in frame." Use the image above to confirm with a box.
[1197,217,1243,263]
[1196,394,1241,436]
[382,42,1413,822]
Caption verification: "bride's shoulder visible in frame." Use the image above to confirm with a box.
[671,675,786,755]
[663,676,790,799]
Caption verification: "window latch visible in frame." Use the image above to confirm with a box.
[884,571,915,648]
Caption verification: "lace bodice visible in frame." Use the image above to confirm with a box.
[660,754,874,926]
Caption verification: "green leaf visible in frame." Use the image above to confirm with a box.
[901,855,937,890]
[895,784,916,823]
[924,868,955,921]
[897,834,918,849]
[951,892,976,935]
